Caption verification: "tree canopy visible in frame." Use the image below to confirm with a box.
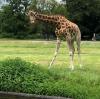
[0,0,100,40]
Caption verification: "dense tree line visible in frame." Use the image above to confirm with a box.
[0,0,100,40]
[63,0,100,39]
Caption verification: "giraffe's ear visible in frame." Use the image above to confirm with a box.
[30,11,37,16]
[33,11,38,16]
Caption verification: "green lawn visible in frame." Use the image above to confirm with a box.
[0,39,100,99]
[0,39,100,69]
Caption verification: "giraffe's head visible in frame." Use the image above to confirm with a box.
[27,10,37,24]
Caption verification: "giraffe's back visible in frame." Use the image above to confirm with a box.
[55,17,81,41]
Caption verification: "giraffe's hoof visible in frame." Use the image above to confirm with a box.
[80,64,83,68]
[71,67,74,71]
[69,66,74,71]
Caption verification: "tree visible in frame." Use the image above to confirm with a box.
[0,0,31,39]
[29,0,68,40]
[62,0,100,40]
[0,0,69,39]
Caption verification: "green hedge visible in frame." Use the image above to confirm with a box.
[0,58,50,92]
[0,58,100,99]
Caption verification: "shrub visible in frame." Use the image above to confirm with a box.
[0,58,100,99]
[0,58,50,93]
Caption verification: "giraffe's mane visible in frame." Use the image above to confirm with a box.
[29,10,65,18]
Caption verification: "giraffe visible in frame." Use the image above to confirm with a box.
[27,10,82,70]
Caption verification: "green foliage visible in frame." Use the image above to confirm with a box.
[0,0,100,40]
[0,0,68,39]
[0,57,100,99]
[0,0,32,39]
[64,0,100,39]
[0,58,50,92]
[29,0,68,40]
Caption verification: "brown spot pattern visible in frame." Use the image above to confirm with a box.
[28,11,81,41]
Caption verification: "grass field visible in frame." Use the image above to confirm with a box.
[0,39,100,69]
[0,39,100,99]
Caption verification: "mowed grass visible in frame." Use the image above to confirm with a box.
[0,39,100,69]
[0,39,100,99]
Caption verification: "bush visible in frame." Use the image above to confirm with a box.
[0,58,100,99]
[0,58,50,93]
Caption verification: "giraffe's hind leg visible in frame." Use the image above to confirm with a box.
[76,36,82,68]
[66,39,75,70]
[49,37,61,69]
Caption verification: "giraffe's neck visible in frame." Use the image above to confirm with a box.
[35,13,57,24]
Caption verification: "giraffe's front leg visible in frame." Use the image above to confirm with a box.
[49,37,61,69]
